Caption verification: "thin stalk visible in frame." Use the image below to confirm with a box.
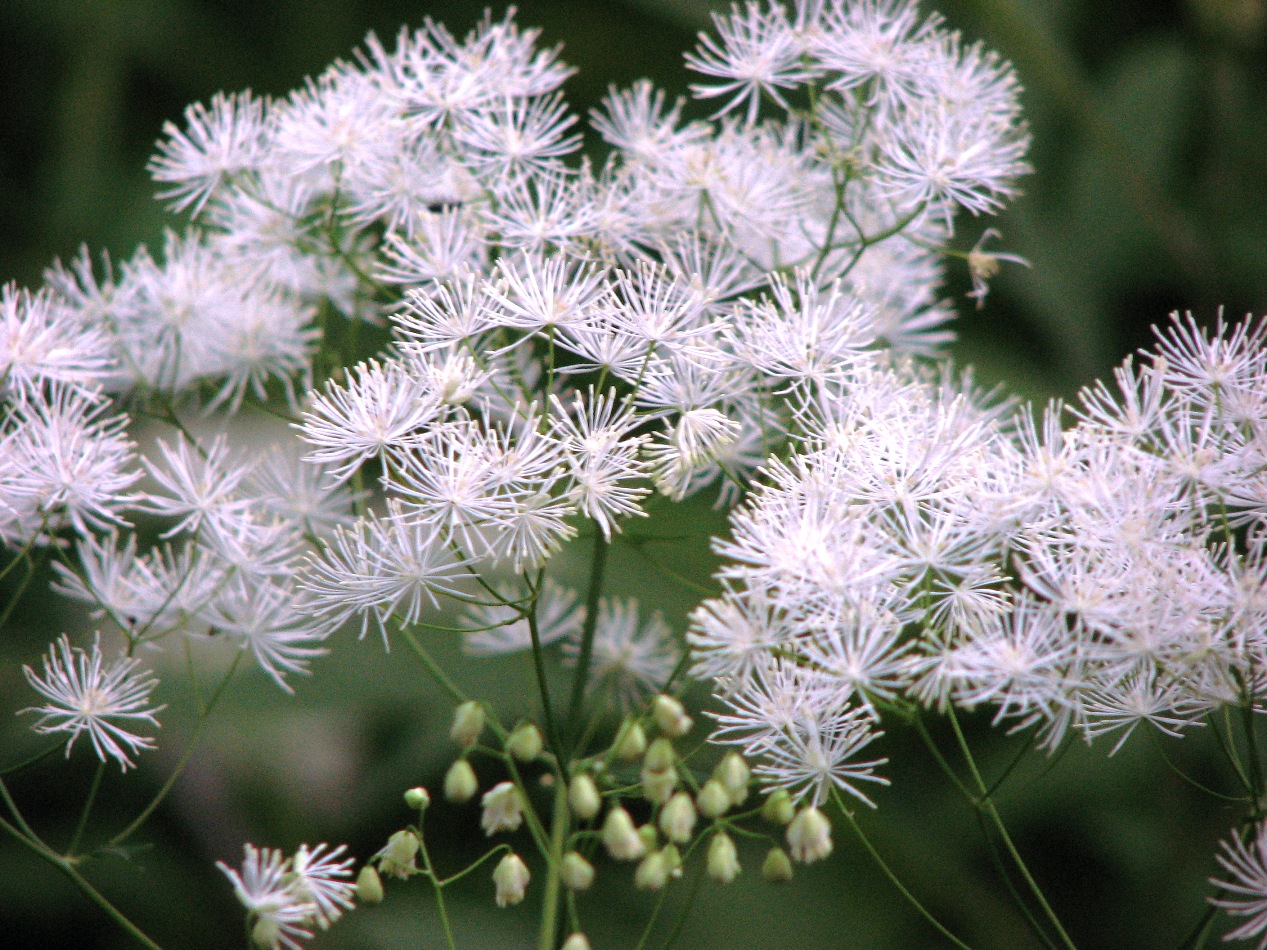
[417,817,459,950]
[0,739,69,777]
[946,709,1078,950]
[67,761,107,855]
[537,779,570,950]
[526,594,565,764]
[831,789,978,950]
[660,857,708,950]
[567,532,610,730]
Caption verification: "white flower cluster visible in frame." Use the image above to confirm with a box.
[694,313,1267,804]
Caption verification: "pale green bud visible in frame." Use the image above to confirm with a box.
[761,788,795,826]
[787,806,833,864]
[641,764,678,804]
[637,823,659,852]
[651,694,693,738]
[561,934,592,950]
[707,832,741,884]
[560,851,595,891]
[662,843,683,878]
[355,864,384,904]
[493,852,531,907]
[450,701,486,748]
[444,760,479,804]
[714,752,751,805]
[376,829,420,879]
[659,792,697,844]
[253,917,284,948]
[696,779,731,819]
[602,806,646,861]
[634,849,671,891]
[568,774,602,821]
[481,781,524,836]
[643,737,675,774]
[507,721,545,762]
[762,846,794,882]
[612,720,647,761]
[404,786,431,811]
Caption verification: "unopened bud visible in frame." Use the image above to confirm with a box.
[659,792,697,844]
[602,806,646,861]
[450,701,486,748]
[761,788,795,826]
[569,774,602,821]
[662,843,683,878]
[642,765,678,804]
[561,934,592,950]
[707,832,741,884]
[634,849,672,891]
[613,720,648,761]
[560,851,595,891]
[762,846,794,882]
[696,779,731,819]
[376,830,420,879]
[481,781,524,836]
[643,737,675,774]
[651,694,693,737]
[787,806,833,864]
[492,852,530,907]
[715,752,751,805]
[507,721,545,762]
[444,760,479,804]
[637,823,659,852]
[355,864,384,904]
[404,786,431,811]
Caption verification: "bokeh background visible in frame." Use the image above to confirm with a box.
[1,1,1265,947]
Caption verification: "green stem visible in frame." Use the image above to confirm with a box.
[417,815,459,950]
[526,590,565,765]
[0,739,69,777]
[831,789,978,950]
[538,779,570,950]
[567,532,610,733]
[946,709,1078,950]
[67,761,107,855]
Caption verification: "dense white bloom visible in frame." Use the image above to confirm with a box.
[1212,822,1267,949]
[218,842,353,950]
[564,597,679,708]
[20,634,163,771]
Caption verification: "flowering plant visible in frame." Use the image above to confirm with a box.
[1,2,1264,949]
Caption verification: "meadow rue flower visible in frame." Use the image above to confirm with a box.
[481,781,525,835]
[493,852,531,907]
[444,760,479,803]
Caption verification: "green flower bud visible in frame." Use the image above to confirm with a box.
[714,752,751,805]
[707,832,741,884]
[376,829,420,879]
[659,792,697,844]
[444,759,479,804]
[637,823,659,851]
[355,864,384,904]
[787,806,833,864]
[643,737,675,774]
[507,721,545,762]
[450,701,486,748]
[404,786,431,811]
[253,917,285,948]
[560,851,595,891]
[635,849,671,891]
[651,694,693,738]
[662,843,683,878]
[762,846,794,883]
[761,788,795,826]
[696,779,731,819]
[568,774,602,821]
[493,852,531,907]
[613,720,648,761]
[561,934,592,950]
[641,764,678,804]
[602,806,646,861]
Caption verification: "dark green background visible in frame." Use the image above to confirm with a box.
[1,1,1265,947]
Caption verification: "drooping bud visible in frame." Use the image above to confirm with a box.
[481,781,524,836]
[561,934,592,950]
[355,865,384,904]
[612,720,648,761]
[560,851,595,891]
[507,721,545,762]
[642,765,678,805]
[375,830,420,879]
[634,849,672,891]
[568,774,602,821]
[602,806,646,861]
[761,788,795,826]
[404,786,431,811]
[643,737,675,774]
[492,852,531,907]
[696,779,731,819]
[786,806,833,864]
[714,752,751,806]
[651,694,693,738]
[450,701,486,748]
[444,760,479,804]
[637,824,659,852]
[707,832,741,884]
[762,846,794,882]
[659,792,697,844]
[662,843,683,879]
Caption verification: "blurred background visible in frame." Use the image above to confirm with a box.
[1,0,1265,947]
